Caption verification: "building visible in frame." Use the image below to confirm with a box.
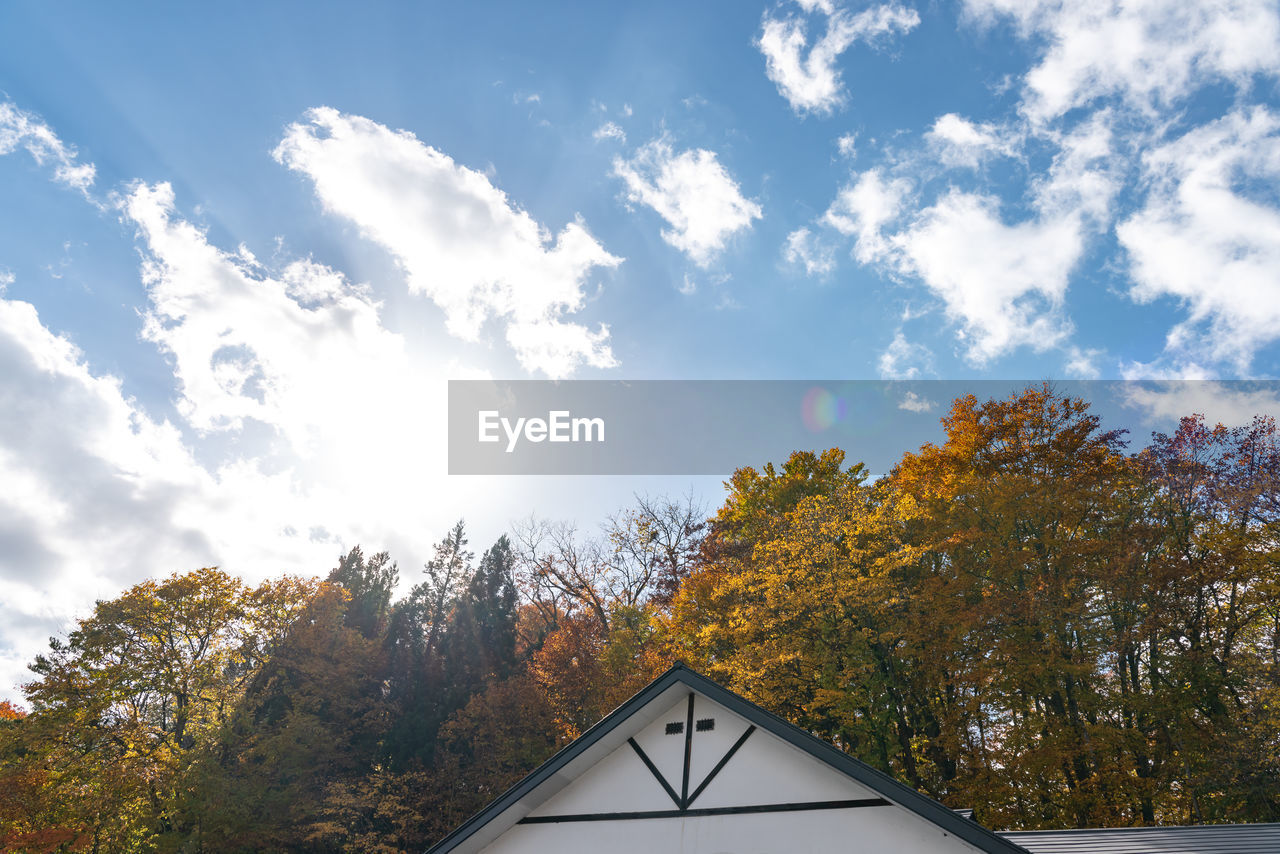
[427,663,1280,854]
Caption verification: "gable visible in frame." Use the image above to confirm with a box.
[427,665,1027,854]
[523,692,881,820]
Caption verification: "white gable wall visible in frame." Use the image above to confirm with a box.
[483,807,991,854]
[483,691,988,854]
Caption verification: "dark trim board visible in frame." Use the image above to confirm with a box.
[627,693,757,813]
[425,663,1031,854]
[680,693,694,804]
[686,723,754,806]
[626,737,681,808]
[518,798,892,824]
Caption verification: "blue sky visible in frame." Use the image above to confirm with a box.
[2,0,1280,697]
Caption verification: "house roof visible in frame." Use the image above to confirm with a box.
[426,662,1030,854]
[1000,823,1280,854]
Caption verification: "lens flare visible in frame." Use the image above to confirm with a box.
[801,386,846,432]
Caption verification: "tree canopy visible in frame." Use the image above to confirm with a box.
[2,387,1276,852]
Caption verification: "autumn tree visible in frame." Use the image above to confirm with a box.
[185,581,388,853]
[1126,414,1280,823]
[13,569,317,852]
[667,449,918,777]
[887,386,1141,827]
[327,547,399,640]
[669,387,1280,829]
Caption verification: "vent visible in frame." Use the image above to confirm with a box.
[665,721,684,735]
[696,718,715,732]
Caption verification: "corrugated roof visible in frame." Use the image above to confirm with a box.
[999,822,1280,854]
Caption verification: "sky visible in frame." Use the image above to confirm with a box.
[2,0,1280,699]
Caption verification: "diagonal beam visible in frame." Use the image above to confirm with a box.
[628,737,682,808]
[685,724,756,808]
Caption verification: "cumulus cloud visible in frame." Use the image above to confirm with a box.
[613,137,762,267]
[878,331,934,379]
[890,190,1082,363]
[0,277,412,696]
[925,113,1017,168]
[790,1,1280,374]
[1117,107,1280,372]
[1121,381,1280,426]
[836,132,858,158]
[758,1,920,115]
[593,121,626,144]
[812,110,1118,367]
[897,389,937,412]
[822,168,910,263]
[0,177,526,694]
[1032,111,1118,223]
[273,107,621,378]
[882,115,1116,366]
[123,182,419,448]
[1064,346,1104,378]
[963,0,1280,124]
[783,227,836,276]
[0,288,218,695]
[0,101,96,195]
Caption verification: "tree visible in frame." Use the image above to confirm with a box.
[15,569,316,852]
[382,525,524,770]
[668,448,916,778]
[887,385,1140,827]
[669,387,1280,828]
[327,547,398,640]
[606,492,707,605]
[186,582,388,853]
[1129,414,1280,823]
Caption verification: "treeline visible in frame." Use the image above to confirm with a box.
[1,386,1278,852]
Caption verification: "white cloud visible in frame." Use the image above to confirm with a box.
[783,227,836,276]
[273,107,622,378]
[0,288,257,696]
[0,101,96,196]
[822,168,910,263]
[818,113,1118,367]
[1064,345,1104,378]
[123,182,418,449]
[789,2,1277,374]
[1120,380,1280,426]
[836,132,858,158]
[1032,110,1118,224]
[891,190,1082,364]
[897,390,937,412]
[593,121,626,144]
[613,137,762,267]
[963,0,1280,124]
[925,113,1016,168]
[758,1,920,115]
[940,0,1280,372]
[878,331,934,379]
[0,180,526,695]
[1117,107,1280,372]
